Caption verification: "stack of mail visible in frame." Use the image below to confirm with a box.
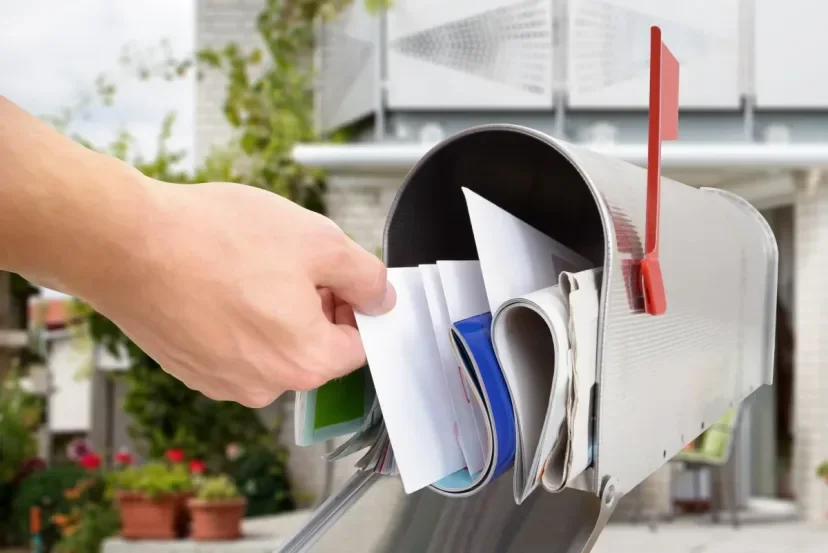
[294,188,601,503]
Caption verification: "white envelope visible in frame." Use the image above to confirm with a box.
[354,267,466,493]
[420,264,487,474]
[461,188,592,314]
[436,260,492,469]
[437,260,489,321]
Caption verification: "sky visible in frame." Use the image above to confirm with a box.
[1,0,196,168]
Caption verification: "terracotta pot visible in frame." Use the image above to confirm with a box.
[187,497,247,541]
[117,491,193,540]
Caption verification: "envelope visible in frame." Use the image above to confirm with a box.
[420,263,488,475]
[354,267,466,493]
[461,187,592,313]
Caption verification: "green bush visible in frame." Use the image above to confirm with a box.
[0,376,41,482]
[0,480,17,546]
[54,502,119,553]
[232,447,294,516]
[107,462,194,498]
[10,464,89,552]
[195,474,241,501]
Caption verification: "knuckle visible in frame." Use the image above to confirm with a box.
[314,218,348,250]
[307,224,351,273]
[240,391,279,409]
[239,390,282,409]
[291,370,329,392]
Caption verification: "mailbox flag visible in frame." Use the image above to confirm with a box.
[659,42,679,140]
[642,26,679,316]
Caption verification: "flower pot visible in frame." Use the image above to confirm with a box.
[117,491,193,540]
[187,497,247,541]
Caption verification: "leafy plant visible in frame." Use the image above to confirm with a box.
[232,446,295,516]
[195,474,241,501]
[108,462,194,498]
[54,502,119,553]
[0,375,42,482]
[10,464,89,551]
[0,375,45,545]
[817,461,828,480]
[52,476,119,553]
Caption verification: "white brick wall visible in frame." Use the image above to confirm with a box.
[195,0,266,166]
[792,186,828,522]
[326,176,401,254]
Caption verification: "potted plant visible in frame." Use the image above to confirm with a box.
[188,475,246,541]
[818,461,828,484]
[109,462,194,540]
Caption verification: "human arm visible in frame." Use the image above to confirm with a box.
[0,95,395,407]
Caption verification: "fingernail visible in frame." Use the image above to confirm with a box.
[380,280,397,312]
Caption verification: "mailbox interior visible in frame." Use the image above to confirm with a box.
[384,128,606,270]
[383,127,608,495]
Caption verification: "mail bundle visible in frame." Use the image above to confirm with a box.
[294,188,601,504]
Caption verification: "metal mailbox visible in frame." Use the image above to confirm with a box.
[277,122,778,553]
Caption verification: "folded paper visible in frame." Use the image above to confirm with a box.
[543,268,601,493]
[492,286,573,504]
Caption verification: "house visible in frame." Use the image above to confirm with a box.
[24,289,135,464]
[25,290,93,461]
[200,0,826,521]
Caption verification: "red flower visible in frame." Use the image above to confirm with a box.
[189,460,206,475]
[114,449,133,466]
[165,448,186,463]
[79,452,101,471]
[66,439,92,462]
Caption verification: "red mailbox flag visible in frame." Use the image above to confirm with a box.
[641,25,679,316]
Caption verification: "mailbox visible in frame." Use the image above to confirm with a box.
[277,123,778,553]
[279,26,778,553]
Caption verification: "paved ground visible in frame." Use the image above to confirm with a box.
[593,521,827,553]
[256,508,828,553]
[104,504,828,553]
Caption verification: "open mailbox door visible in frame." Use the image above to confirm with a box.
[279,28,778,553]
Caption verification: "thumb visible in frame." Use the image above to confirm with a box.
[310,232,396,315]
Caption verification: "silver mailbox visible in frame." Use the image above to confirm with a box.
[278,124,778,553]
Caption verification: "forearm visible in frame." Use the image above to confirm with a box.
[0,95,159,300]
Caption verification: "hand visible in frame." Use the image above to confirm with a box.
[0,97,385,407]
[86,179,396,408]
